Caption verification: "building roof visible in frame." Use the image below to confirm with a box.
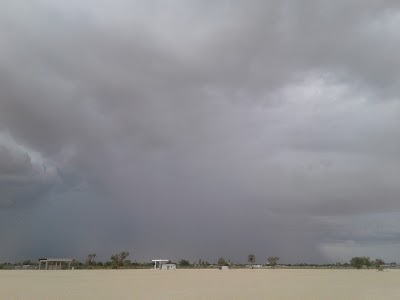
[151,259,169,262]
[38,258,73,262]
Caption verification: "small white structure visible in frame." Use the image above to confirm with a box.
[246,264,263,269]
[152,259,169,269]
[219,266,229,270]
[38,258,72,270]
[161,264,176,270]
[381,264,399,271]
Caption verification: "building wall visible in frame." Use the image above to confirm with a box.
[161,264,176,270]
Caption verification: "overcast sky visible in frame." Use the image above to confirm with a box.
[1,0,400,264]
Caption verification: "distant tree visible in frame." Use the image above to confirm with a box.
[178,259,190,267]
[364,257,371,269]
[111,251,130,268]
[267,256,279,268]
[202,261,210,266]
[218,258,227,266]
[71,259,79,267]
[110,255,118,268]
[86,254,96,266]
[374,259,385,270]
[350,257,371,269]
[248,254,256,265]
[123,259,132,267]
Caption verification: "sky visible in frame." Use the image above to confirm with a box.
[1,0,400,264]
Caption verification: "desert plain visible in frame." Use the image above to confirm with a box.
[1,269,400,299]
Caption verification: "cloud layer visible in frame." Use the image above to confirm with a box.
[1,0,400,263]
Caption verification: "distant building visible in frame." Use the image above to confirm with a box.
[161,264,176,270]
[219,266,229,270]
[246,264,263,269]
[38,258,72,270]
[152,259,170,269]
[22,265,32,270]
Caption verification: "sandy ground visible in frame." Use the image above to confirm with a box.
[1,269,400,300]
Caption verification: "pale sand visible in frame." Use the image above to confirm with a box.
[1,269,400,299]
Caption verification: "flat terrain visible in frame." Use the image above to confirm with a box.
[1,269,400,299]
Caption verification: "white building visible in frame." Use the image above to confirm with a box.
[152,259,169,269]
[161,264,176,270]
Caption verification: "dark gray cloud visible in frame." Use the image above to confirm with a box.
[0,0,400,264]
[0,141,59,209]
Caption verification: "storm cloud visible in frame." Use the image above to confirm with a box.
[1,0,400,264]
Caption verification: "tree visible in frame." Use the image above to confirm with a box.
[111,251,130,268]
[364,257,371,269]
[123,259,132,267]
[374,259,385,270]
[178,259,190,267]
[350,257,371,269]
[267,256,279,268]
[218,258,227,266]
[248,254,256,265]
[350,257,363,269]
[86,254,96,267]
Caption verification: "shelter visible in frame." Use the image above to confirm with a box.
[161,264,176,270]
[38,258,73,270]
[219,266,229,270]
[151,259,169,269]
